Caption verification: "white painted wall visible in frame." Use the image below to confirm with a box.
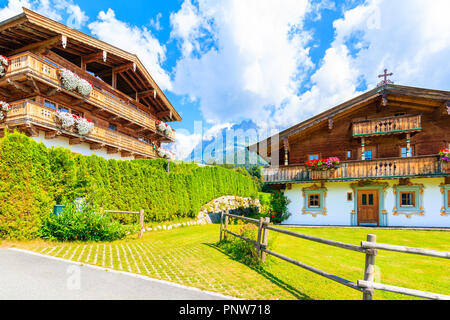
[31,130,135,161]
[282,178,449,228]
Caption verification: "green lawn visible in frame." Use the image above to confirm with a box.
[5,225,449,300]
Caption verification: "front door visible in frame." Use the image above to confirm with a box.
[357,190,379,226]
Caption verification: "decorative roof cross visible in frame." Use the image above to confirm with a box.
[377,69,394,86]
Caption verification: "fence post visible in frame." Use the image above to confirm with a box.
[220,211,224,242]
[256,217,264,258]
[223,210,229,241]
[362,234,377,300]
[138,209,144,239]
[261,217,270,262]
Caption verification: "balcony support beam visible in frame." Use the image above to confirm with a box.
[121,151,132,158]
[90,143,105,150]
[69,137,85,145]
[106,147,120,154]
[7,79,33,94]
[45,130,61,139]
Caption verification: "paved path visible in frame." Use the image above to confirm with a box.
[0,249,230,300]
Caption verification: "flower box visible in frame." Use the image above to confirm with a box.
[0,56,9,78]
[0,100,10,121]
[157,147,174,160]
[59,68,93,96]
[155,120,173,136]
[54,111,93,135]
[305,157,340,171]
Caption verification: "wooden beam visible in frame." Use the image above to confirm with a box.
[24,124,39,137]
[69,137,84,145]
[28,76,41,93]
[113,62,135,74]
[106,147,119,154]
[90,143,105,150]
[0,87,13,98]
[7,79,33,94]
[156,111,172,119]
[138,89,156,99]
[387,101,435,112]
[45,130,61,139]
[46,87,61,96]
[121,151,132,157]
[9,35,62,55]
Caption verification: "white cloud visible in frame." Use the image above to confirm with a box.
[0,0,88,29]
[171,0,450,138]
[88,9,172,91]
[171,0,313,125]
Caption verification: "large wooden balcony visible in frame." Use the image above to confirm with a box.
[2,100,158,159]
[352,114,421,137]
[264,156,449,183]
[3,52,175,142]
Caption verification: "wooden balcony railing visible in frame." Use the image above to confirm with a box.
[352,114,421,137]
[3,100,158,158]
[5,52,175,141]
[263,156,447,183]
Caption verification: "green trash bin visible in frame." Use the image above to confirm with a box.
[53,204,66,216]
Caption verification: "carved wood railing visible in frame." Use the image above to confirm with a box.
[352,114,421,137]
[4,52,175,141]
[264,156,445,183]
[3,100,157,158]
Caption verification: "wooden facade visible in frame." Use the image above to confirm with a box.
[0,9,179,159]
[250,84,450,184]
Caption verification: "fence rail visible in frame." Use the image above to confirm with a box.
[101,208,145,239]
[219,211,450,300]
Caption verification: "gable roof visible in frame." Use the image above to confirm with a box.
[249,83,450,161]
[0,8,181,122]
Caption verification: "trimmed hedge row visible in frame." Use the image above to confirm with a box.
[0,132,258,239]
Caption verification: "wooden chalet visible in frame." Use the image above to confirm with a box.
[0,8,180,160]
[250,78,450,227]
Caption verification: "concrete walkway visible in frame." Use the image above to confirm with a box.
[0,249,230,300]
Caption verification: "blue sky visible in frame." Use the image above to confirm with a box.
[0,0,449,159]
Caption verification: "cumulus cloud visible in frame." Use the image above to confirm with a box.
[88,9,172,91]
[170,0,313,125]
[0,0,87,29]
[170,0,450,158]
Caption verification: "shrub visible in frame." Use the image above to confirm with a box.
[0,132,258,239]
[268,191,291,224]
[39,202,136,242]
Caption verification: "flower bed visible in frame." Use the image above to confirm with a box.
[54,111,93,135]
[155,120,173,136]
[0,56,9,78]
[0,101,10,121]
[59,68,93,96]
[305,157,340,171]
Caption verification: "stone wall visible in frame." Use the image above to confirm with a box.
[197,195,260,224]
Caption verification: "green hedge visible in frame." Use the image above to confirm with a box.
[0,131,258,239]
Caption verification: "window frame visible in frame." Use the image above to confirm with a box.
[302,187,327,217]
[308,194,321,208]
[400,191,415,207]
[308,154,320,161]
[393,185,424,218]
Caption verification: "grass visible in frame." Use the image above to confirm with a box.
[2,225,449,300]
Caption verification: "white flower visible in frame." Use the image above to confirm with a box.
[157,121,172,136]
[60,68,79,91]
[54,110,75,129]
[77,78,92,96]
[0,56,9,66]
[157,147,174,160]
[0,101,10,112]
[75,117,94,135]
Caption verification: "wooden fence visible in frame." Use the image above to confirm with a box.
[219,211,450,300]
[100,208,145,239]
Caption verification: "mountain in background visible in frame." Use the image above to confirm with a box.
[184,120,268,166]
